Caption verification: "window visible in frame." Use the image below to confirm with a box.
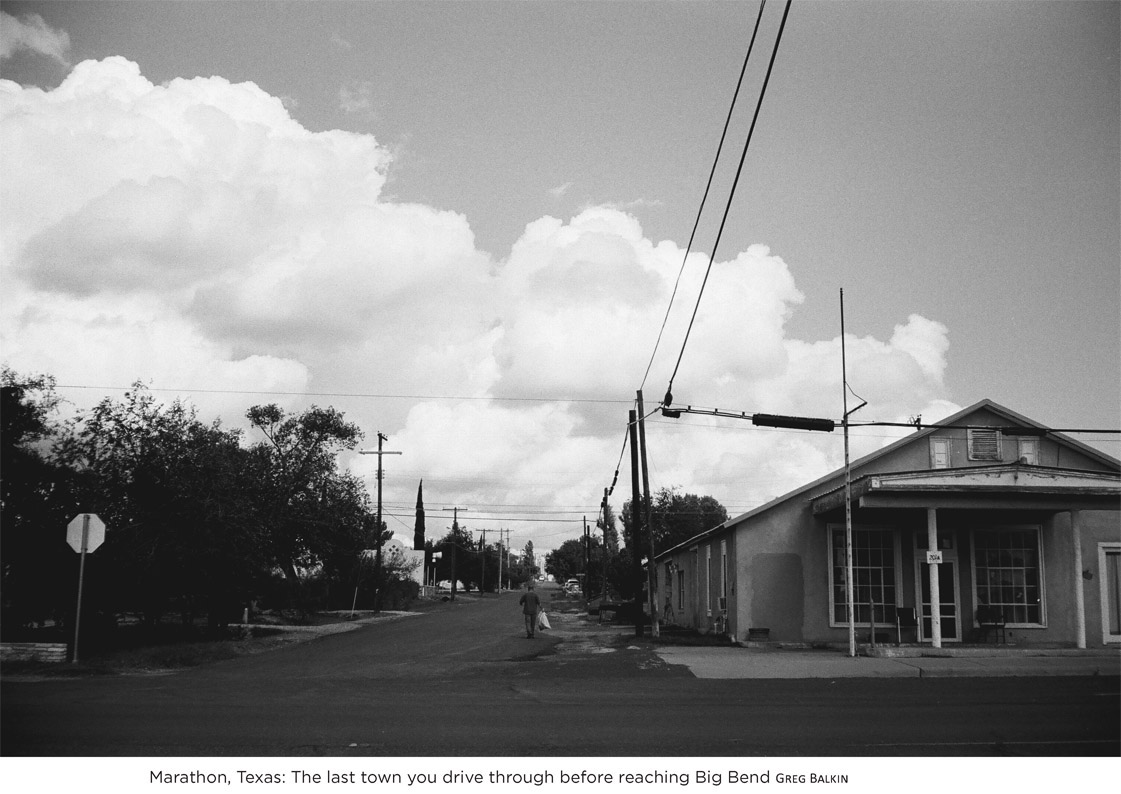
[720,540,728,600]
[930,437,951,469]
[1017,437,1040,465]
[967,429,1002,461]
[830,528,898,625]
[677,569,685,610]
[704,544,711,616]
[973,527,1044,625]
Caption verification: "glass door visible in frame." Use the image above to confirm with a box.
[918,558,961,642]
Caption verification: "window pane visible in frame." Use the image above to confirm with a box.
[832,528,896,626]
[974,528,1043,625]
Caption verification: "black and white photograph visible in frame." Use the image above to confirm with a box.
[1,0,1118,788]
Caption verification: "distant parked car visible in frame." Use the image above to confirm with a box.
[563,579,582,595]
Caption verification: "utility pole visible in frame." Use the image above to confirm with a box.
[583,516,590,600]
[359,433,401,612]
[840,288,866,657]
[478,528,487,595]
[443,507,468,600]
[636,390,659,637]
[601,488,610,601]
[497,528,504,593]
[628,409,644,637]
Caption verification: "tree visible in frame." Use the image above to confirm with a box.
[545,538,583,583]
[624,487,728,555]
[522,540,537,579]
[245,403,368,607]
[433,522,475,597]
[598,502,620,554]
[51,384,267,628]
[502,549,533,590]
[545,536,605,595]
[1,369,80,629]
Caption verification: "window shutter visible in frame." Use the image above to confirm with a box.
[968,429,1002,461]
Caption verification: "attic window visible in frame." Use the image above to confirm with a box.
[967,429,1002,461]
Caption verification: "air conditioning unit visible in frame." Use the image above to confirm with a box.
[717,596,727,611]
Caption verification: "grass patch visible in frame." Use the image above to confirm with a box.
[2,624,296,677]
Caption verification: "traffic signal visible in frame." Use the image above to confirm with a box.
[751,413,835,432]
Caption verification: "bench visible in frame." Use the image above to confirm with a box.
[976,605,1006,643]
[895,607,918,645]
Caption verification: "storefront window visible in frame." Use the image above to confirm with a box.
[973,528,1043,624]
[831,528,897,625]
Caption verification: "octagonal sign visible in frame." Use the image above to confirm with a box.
[67,513,106,553]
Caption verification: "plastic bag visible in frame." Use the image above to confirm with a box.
[537,611,551,630]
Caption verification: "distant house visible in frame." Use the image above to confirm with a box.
[655,400,1120,648]
[365,538,425,588]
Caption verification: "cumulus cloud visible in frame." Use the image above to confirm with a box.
[0,11,70,64]
[0,57,958,547]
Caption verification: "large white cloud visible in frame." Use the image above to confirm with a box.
[1,57,958,548]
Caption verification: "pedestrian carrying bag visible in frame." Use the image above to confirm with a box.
[537,611,550,630]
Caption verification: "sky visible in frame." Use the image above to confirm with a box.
[1,0,1118,559]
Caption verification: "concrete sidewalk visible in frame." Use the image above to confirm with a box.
[654,645,1121,679]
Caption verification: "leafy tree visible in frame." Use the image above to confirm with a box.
[545,536,605,595]
[502,548,533,590]
[598,502,620,554]
[245,404,368,606]
[1,369,80,629]
[433,522,475,598]
[623,487,728,555]
[52,384,266,627]
[522,540,537,579]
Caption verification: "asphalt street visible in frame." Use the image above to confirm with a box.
[2,587,1118,757]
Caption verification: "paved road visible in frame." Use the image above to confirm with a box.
[2,589,1118,757]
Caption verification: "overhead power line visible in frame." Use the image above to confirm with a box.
[660,403,1120,436]
[665,0,793,407]
[53,383,632,406]
[640,0,770,391]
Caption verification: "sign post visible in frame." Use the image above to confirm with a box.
[67,513,106,664]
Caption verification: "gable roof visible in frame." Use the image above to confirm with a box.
[656,398,1119,559]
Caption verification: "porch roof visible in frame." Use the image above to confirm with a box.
[811,464,1121,515]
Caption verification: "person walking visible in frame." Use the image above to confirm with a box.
[519,582,541,638]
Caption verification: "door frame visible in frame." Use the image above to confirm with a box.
[1099,542,1121,645]
[914,545,962,643]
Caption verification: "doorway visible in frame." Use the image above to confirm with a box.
[915,530,961,642]
[1100,543,1121,645]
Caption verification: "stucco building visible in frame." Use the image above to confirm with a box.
[656,400,1120,649]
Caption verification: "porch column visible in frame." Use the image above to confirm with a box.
[927,508,942,648]
[1071,510,1087,649]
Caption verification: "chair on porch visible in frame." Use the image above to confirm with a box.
[976,605,1006,644]
[895,607,918,645]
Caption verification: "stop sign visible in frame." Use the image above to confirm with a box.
[67,513,106,553]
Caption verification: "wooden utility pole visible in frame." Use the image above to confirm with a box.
[359,433,401,612]
[583,516,590,599]
[628,409,644,637]
[840,289,866,656]
[497,528,504,593]
[478,528,487,594]
[636,390,659,637]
